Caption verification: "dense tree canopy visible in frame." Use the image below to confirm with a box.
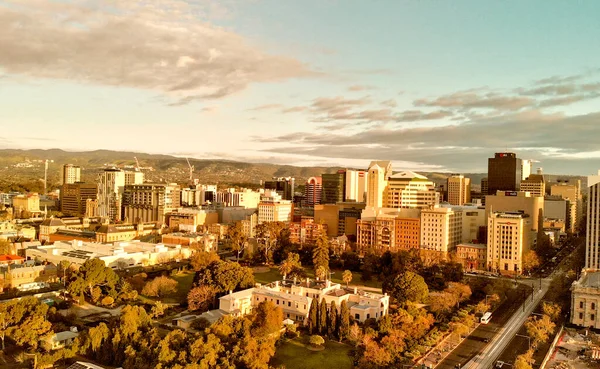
[384,271,429,305]
[67,258,120,302]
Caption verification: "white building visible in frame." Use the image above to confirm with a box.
[486,212,532,275]
[420,207,462,256]
[215,188,261,209]
[258,190,292,224]
[345,170,368,203]
[218,278,389,324]
[385,171,439,209]
[586,170,600,270]
[61,164,81,185]
[25,240,192,269]
[447,175,471,206]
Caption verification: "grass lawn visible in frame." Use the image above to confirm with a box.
[253,267,382,290]
[270,336,354,369]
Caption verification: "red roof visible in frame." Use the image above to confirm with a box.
[0,255,25,262]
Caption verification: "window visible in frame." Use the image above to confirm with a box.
[579,312,583,319]
[580,301,584,309]
[592,314,596,321]
[593,303,596,310]
[288,302,291,307]
[355,313,360,319]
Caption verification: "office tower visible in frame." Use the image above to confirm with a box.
[125,171,144,186]
[586,171,600,270]
[305,177,323,206]
[551,179,582,233]
[97,169,126,221]
[385,171,438,209]
[356,208,421,255]
[481,178,488,202]
[366,161,391,209]
[420,207,463,256]
[322,172,346,204]
[487,152,522,195]
[521,159,533,181]
[258,190,293,223]
[485,191,544,233]
[61,164,81,185]
[447,174,471,205]
[122,183,182,224]
[486,212,531,275]
[345,170,368,202]
[520,169,545,197]
[264,177,295,201]
[60,183,97,217]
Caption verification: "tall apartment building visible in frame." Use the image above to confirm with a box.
[487,152,522,195]
[420,207,462,261]
[366,161,391,210]
[60,183,97,217]
[12,193,41,214]
[61,164,81,185]
[215,188,261,209]
[447,174,471,206]
[122,183,181,224]
[345,170,368,202]
[181,184,217,206]
[385,171,438,209]
[97,169,144,221]
[485,191,544,234]
[304,177,322,206]
[481,178,488,205]
[520,170,545,197]
[586,171,600,270]
[521,159,533,181]
[551,179,582,233]
[264,177,295,201]
[258,190,293,224]
[322,172,346,204]
[486,212,531,275]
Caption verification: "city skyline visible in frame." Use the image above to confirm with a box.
[1,1,600,175]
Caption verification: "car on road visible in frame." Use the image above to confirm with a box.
[495,361,505,368]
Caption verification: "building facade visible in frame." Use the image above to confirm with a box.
[304,177,322,206]
[345,170,368,203]
[456,243,487,271]
[258,191,293,224]
[321,172,346,204]
[487,152,522,195]
[520,173,545,197]
[420,207,462,260]
[486,212,531,275]
[570,270,600,329]
[485,191,544,234]
[586,171,600,270]
[61,164,81,185]
[447,175,471,206]
[60,183,97,217]
[551,179,582,234]
[264,177,295,201]
[385,171,439,209]
[122,183,181,224]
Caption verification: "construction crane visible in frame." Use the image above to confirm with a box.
[134,156,141,171]
[185,157,194,182]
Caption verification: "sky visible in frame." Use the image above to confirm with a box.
[1,0,600,175]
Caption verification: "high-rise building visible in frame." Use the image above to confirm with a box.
[551,179,582,233]
[366,161,391,209]
[420,207,462,261]
[486,212,531,275]
[264,177,295,201]
[304,177,322,206]
[485,191,544,234]
[356,208,421,255]
[345,170,368,202]
[214,188,261,209]
[521,160,533,181]
[122,183,181,224]
[321,172,346,204]
[385,171,438,209]
[481,178,488,205]
[447,174,471,206]
[96,168,143,221]
[258,190,293,224]
[520,168,545,197]
[60,183,97,217]
[487,152,522,195]
[585,170,600,270]
[61,164,81,185]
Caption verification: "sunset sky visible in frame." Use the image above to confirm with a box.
[1,0,600,174]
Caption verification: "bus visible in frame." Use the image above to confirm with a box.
[480,312,492,324]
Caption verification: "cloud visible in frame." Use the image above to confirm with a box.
[0,0,316,105]
[396,110,454,122]
[348,85,375,91]
[380,99,397,108]
[282,106,307,114]
[414,92,535,111]
[248,104,283,111]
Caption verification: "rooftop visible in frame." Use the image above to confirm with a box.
[0,255,25,262]
[389,170,428,180]
[578,271,600,289]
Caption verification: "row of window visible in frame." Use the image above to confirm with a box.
[579,301,597,309]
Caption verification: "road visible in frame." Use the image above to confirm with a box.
[461,276,553,369]
[434,283,528,369]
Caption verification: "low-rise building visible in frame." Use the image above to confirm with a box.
[25,240,191,269]
[455,243,487,271]
[95,223,157,243]
[486,212,532,275]
[162,232,217,252]
[288,218,328,245]
[46,329,79,350]
[570,270,600,329]
[0,264,57,292]
[166,208,218,232]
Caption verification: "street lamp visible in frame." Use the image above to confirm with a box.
[485,294,494,306]
[515,334,531,350]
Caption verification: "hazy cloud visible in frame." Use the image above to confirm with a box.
[248,104,283,111]
[348,85,375,91]
[0,0,316,105]
[380,99,397,108]
[414,92,535,111]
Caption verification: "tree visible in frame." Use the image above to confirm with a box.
[427,292,458,317]
[228,221,248,261]
[255,221,287,264]
[141,276,177,297]
[328,301,338,339]
[319,297,328,336]
[190,250,220,271]
[312,230,330,277]
[252,301,283,338]
[342,270,353,287]
[0,239,13,254]
[339,300,350,341]
[385,271,429,304]
[315,265,328,280]
[308,299,318,335]
[377,314,392,335]
[309,335,324,347]
[100,296,114,306]
[515,350,534,369]
[542,301,562,322]
[446,282,472,308]
[525,315,556,348]
[278,252,302,277]
[523,250,541,273]
[194,259,255,293]
[67,258,119,301]
[187,285,218,312]
[151,301,167,318]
